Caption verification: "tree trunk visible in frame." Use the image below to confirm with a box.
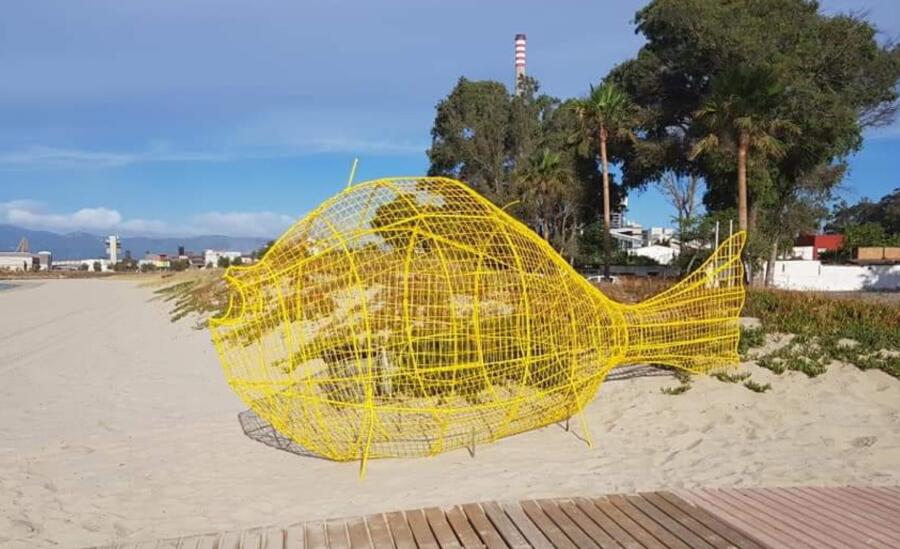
[764,238,778,287]
[600,128,612,280]
[737,131,750,232]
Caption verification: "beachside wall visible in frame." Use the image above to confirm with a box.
[769,260,900,291]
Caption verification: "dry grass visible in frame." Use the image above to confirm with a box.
[592,276,676,304]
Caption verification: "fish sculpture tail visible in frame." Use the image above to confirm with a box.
[617,231,747,373]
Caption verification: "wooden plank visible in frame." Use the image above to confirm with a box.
[639,492,743,549]
[196,535,218,549]
[850,487,900,512]
[364,514,394,549]
[305,521,329,549]
[592,497,668,549]
[555,499,620,549]
[574,497,642,549]
[239,531,263,549]
[499,501,553,549]
[738,489,874,549]
[460,503,509,549]
[534,499,601,548]
[176,537,201,549]
[445,505,486,549]
[218,532,242,549]
[424,507,461,548]
[347,517,373,549]
[263,527,285,549]
[284,525,306,549]
[480,501,530,549]
[709,489,832,548]
[327,520,351,549]
[607,494,691,549]
[679,489,797,549]
[625,494,714,549]
[385,511,417,549]
[806,486,900,538]
[176,536,201,549]
[406,509,439,549]
[796,486,900,529]
[782,487,900,546]
[803,486,900,544]
[659,492,763,549]
[518,500,577,549]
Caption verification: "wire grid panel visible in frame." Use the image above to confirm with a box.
[210,177,746,463]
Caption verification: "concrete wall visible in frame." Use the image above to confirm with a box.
[52,259,110,272]
[770,260,900,291]
[0,255,33,271]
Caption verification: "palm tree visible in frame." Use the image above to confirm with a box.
[571,82,636,280]
[523,148,564,242]
[690,67,797,232]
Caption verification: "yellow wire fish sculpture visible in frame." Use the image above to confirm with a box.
[210,177,745,472]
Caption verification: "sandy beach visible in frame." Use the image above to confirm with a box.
[1,279,898,548]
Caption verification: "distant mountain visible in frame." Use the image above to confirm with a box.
[0,225,269,260]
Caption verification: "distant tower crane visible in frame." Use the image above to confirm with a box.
[15,237,29,253]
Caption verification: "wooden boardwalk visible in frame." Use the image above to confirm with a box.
[96,486,900,548]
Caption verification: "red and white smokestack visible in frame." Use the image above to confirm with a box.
[515,33,527,95]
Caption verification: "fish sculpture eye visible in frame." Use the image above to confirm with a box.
[210,177,746,473]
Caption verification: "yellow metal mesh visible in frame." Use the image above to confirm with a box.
[210,177,745,467]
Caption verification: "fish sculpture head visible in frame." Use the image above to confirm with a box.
[210,177,745,468]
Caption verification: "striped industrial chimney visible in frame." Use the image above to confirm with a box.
[514,33,527,95]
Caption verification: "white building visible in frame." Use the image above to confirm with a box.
[628,244,679,265]
[204,249,243,267]
[52,259,111,272]
[642,227,676,246]
[106,235,121,264]
[0,251,51,271]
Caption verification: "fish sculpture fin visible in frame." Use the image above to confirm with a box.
[619,231,747,374]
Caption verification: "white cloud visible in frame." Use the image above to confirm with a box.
[0,134,426,170]
[0,147,134,168]
[189,211,295,238]
[0,201,122,232]
[0,199,295,237]
[865,121,900,140]
[0,146,237,170]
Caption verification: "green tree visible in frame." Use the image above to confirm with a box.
[521,148,563,241]
[609,0,899,267]
[428,75,601,248]
[828,188,900,236]
[759,164,837,285]
[216,256,231,269]
[253,240,276,260]
[571,82,637,280]
[428,78,523,202]
[845,223,891,248]
[689,66,797,233]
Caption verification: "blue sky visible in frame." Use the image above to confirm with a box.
[0,0,897,237]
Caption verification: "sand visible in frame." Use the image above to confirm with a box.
[1,279,898,548]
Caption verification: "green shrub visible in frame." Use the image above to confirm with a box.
[714,371,751,383]
[743,380,771,393]
[744,289,899,378]
[738,327,765,357]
